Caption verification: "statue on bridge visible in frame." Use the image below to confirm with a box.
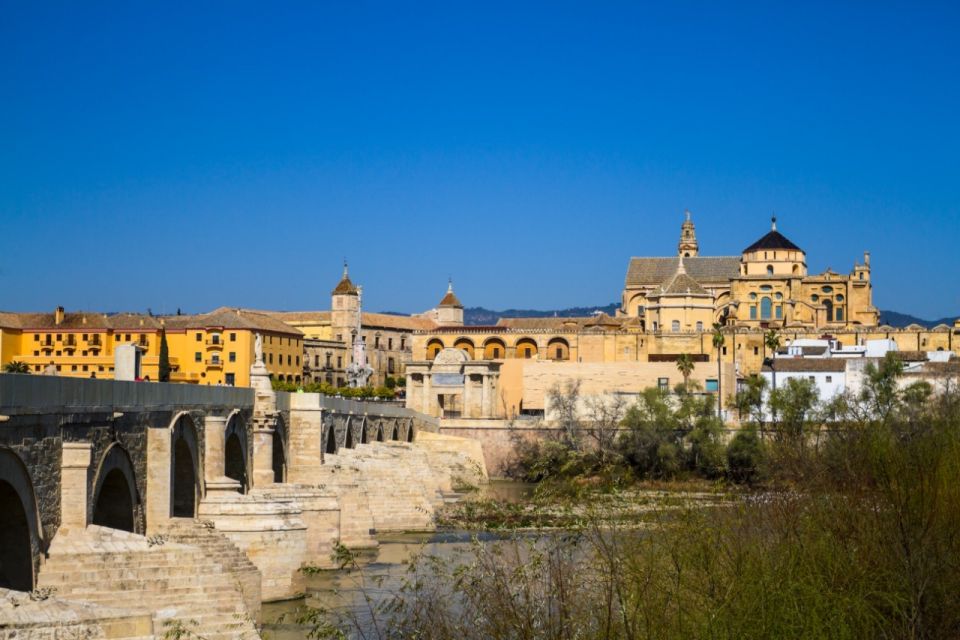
[346,286,374,388]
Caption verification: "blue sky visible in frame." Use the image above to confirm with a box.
[2,1,958,318]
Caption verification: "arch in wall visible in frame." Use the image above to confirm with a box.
[546,337,570,361]
[273,414,287,483]
[324,418,338,455]
[628,293,647,317]
[483,338,506,360]
[391,423,399,441]
[406,421,415,443]
[224,413,248,493]
[426,339,445,359]
[91,443,139,533]
[514,337,538,359]
[376,423,385,442]
[452,337,475,358]
[360,417,369,445]
[760,297,772,320]
[0,448,42,591]
[171,414,201,518]
[824,299,834,322]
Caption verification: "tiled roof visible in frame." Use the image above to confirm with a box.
[331,276,358,296]
[261,311,333,324]
[650,271,709,297]
[625,257,740,287]
[0,312,23,329]
[764,358,847,372]
[743,230,803,253]
[163,308,303,336]
[497,317,599,331]
[10,311,158,331]
[362,313,437,331]
[438,291,462,308]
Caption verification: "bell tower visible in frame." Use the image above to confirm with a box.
[678,210,699,257]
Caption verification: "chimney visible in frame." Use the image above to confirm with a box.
[54,306,65,325]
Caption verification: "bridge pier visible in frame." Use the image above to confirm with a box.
[60,442,91,532]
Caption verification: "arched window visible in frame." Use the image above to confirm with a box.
[766,265,774,276]
[824,299,834,322]
[671,320,680,332]
[760,297,772,320]
[696,321,703,332]
[426,339,444,359]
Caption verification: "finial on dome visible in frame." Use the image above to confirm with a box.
[685,209,691,222]
[343,259,349,278]
[447,277,453,293]
[771,214,777,231]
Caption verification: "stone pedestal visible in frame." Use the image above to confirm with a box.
[198,490,308,601]
[203,415,227,485]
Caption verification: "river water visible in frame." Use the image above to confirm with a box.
[261,482,535,639]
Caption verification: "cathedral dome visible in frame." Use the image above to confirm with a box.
[743,217,803,254]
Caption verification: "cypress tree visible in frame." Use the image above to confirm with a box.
[159,328,171,382]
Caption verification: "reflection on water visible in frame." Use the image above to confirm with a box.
[261,481,535,639]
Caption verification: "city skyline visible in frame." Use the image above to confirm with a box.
[2,2,959,318]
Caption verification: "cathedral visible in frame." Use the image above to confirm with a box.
[620,212,879,330]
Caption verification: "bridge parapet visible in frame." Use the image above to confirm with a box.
[0,374,253,416]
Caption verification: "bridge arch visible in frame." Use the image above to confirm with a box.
[91,443,140,533]
[376,422,385,442]
[224,413,249,493]
[273,414,287,483]
[0,447,41,591]
[323,417,338,456]
[391,423,399,441]
[406,420,415,443]
[344,417,356,450]
[360,417,369,445]
[171,413,201,518]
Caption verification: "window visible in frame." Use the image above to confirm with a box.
[524,348,532,359]
[722,346,728,355]
[196,332,202,341]
[826,376,832,383]
[836,294,844,302]
[82,334,88,340]
[493,347,501,358]
[325,353,331,367]
[268,353,273,364]
[388,338,393,350]
[775,305,782,319]
[81,350,87,356]
[705,379,718,392]
[55,351,61,356]
[822,286,833,293]
[33,334,38,342]
[56,334,62,340]
[400,338,406,350]
[808,376,815,382]
[811,294,819,302]
[296,356,300,366]
[211,355,220,364]
[125,334,131,341]
[230,332,236,342]
[82,365,88,372]
[658,377,669,392]
[760,297,772,320]
[336,356,342,368]
[754,346,759,355]
[71,365,78,371]
[836,307,844,321]
[859,272,864,280]
[388,357,395,373]
[229,352,236,362]
[766,265,774,275]
[225,373,235,386]
[696,321,703,332]
[212,334,220,344]
[98,366,104,372]
[374,336,380,348]
[33,350,38,356]
[671,320,681,332]
[287,354,292,365]
[195,352,202,362]
[750,306,757,320]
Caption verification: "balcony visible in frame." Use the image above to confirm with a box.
[62,337,77,352]
[136,339,149,350]
[205,338,224,350]
[205,359,223,369]
[87,337,102,352]
[40,342,54,352]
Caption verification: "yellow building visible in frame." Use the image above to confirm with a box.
[0,306,302,387]
[410,215,960,414]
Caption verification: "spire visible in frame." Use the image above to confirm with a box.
[678,210,699,257]
[331,261,359,296]
[343,259,349,279]
[438,279,463,308]
[447,277,453,294]
[771,214,777,231]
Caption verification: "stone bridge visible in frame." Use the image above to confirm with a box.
[0,373,485,639]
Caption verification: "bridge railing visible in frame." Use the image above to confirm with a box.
[0,374,254,415]
[276,390,438,426]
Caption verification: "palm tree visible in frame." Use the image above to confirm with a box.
[712,323,725,418]
[676,353,695,393]
[3,361,30,374]
[764,329,782,391]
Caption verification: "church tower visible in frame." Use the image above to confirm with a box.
[435,279,464,327]
[678,210,699,257]
[331,262,359,341]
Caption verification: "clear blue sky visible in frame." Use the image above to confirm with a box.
[2,1,958,319]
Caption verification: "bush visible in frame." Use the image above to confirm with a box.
[726,426,763,484]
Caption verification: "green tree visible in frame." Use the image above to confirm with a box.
[768,376,820,447]
[736,375,768,426]
[712,323,725,418]
[158,328,171,382]
[3,360,30,374]
[675,353,695,393]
